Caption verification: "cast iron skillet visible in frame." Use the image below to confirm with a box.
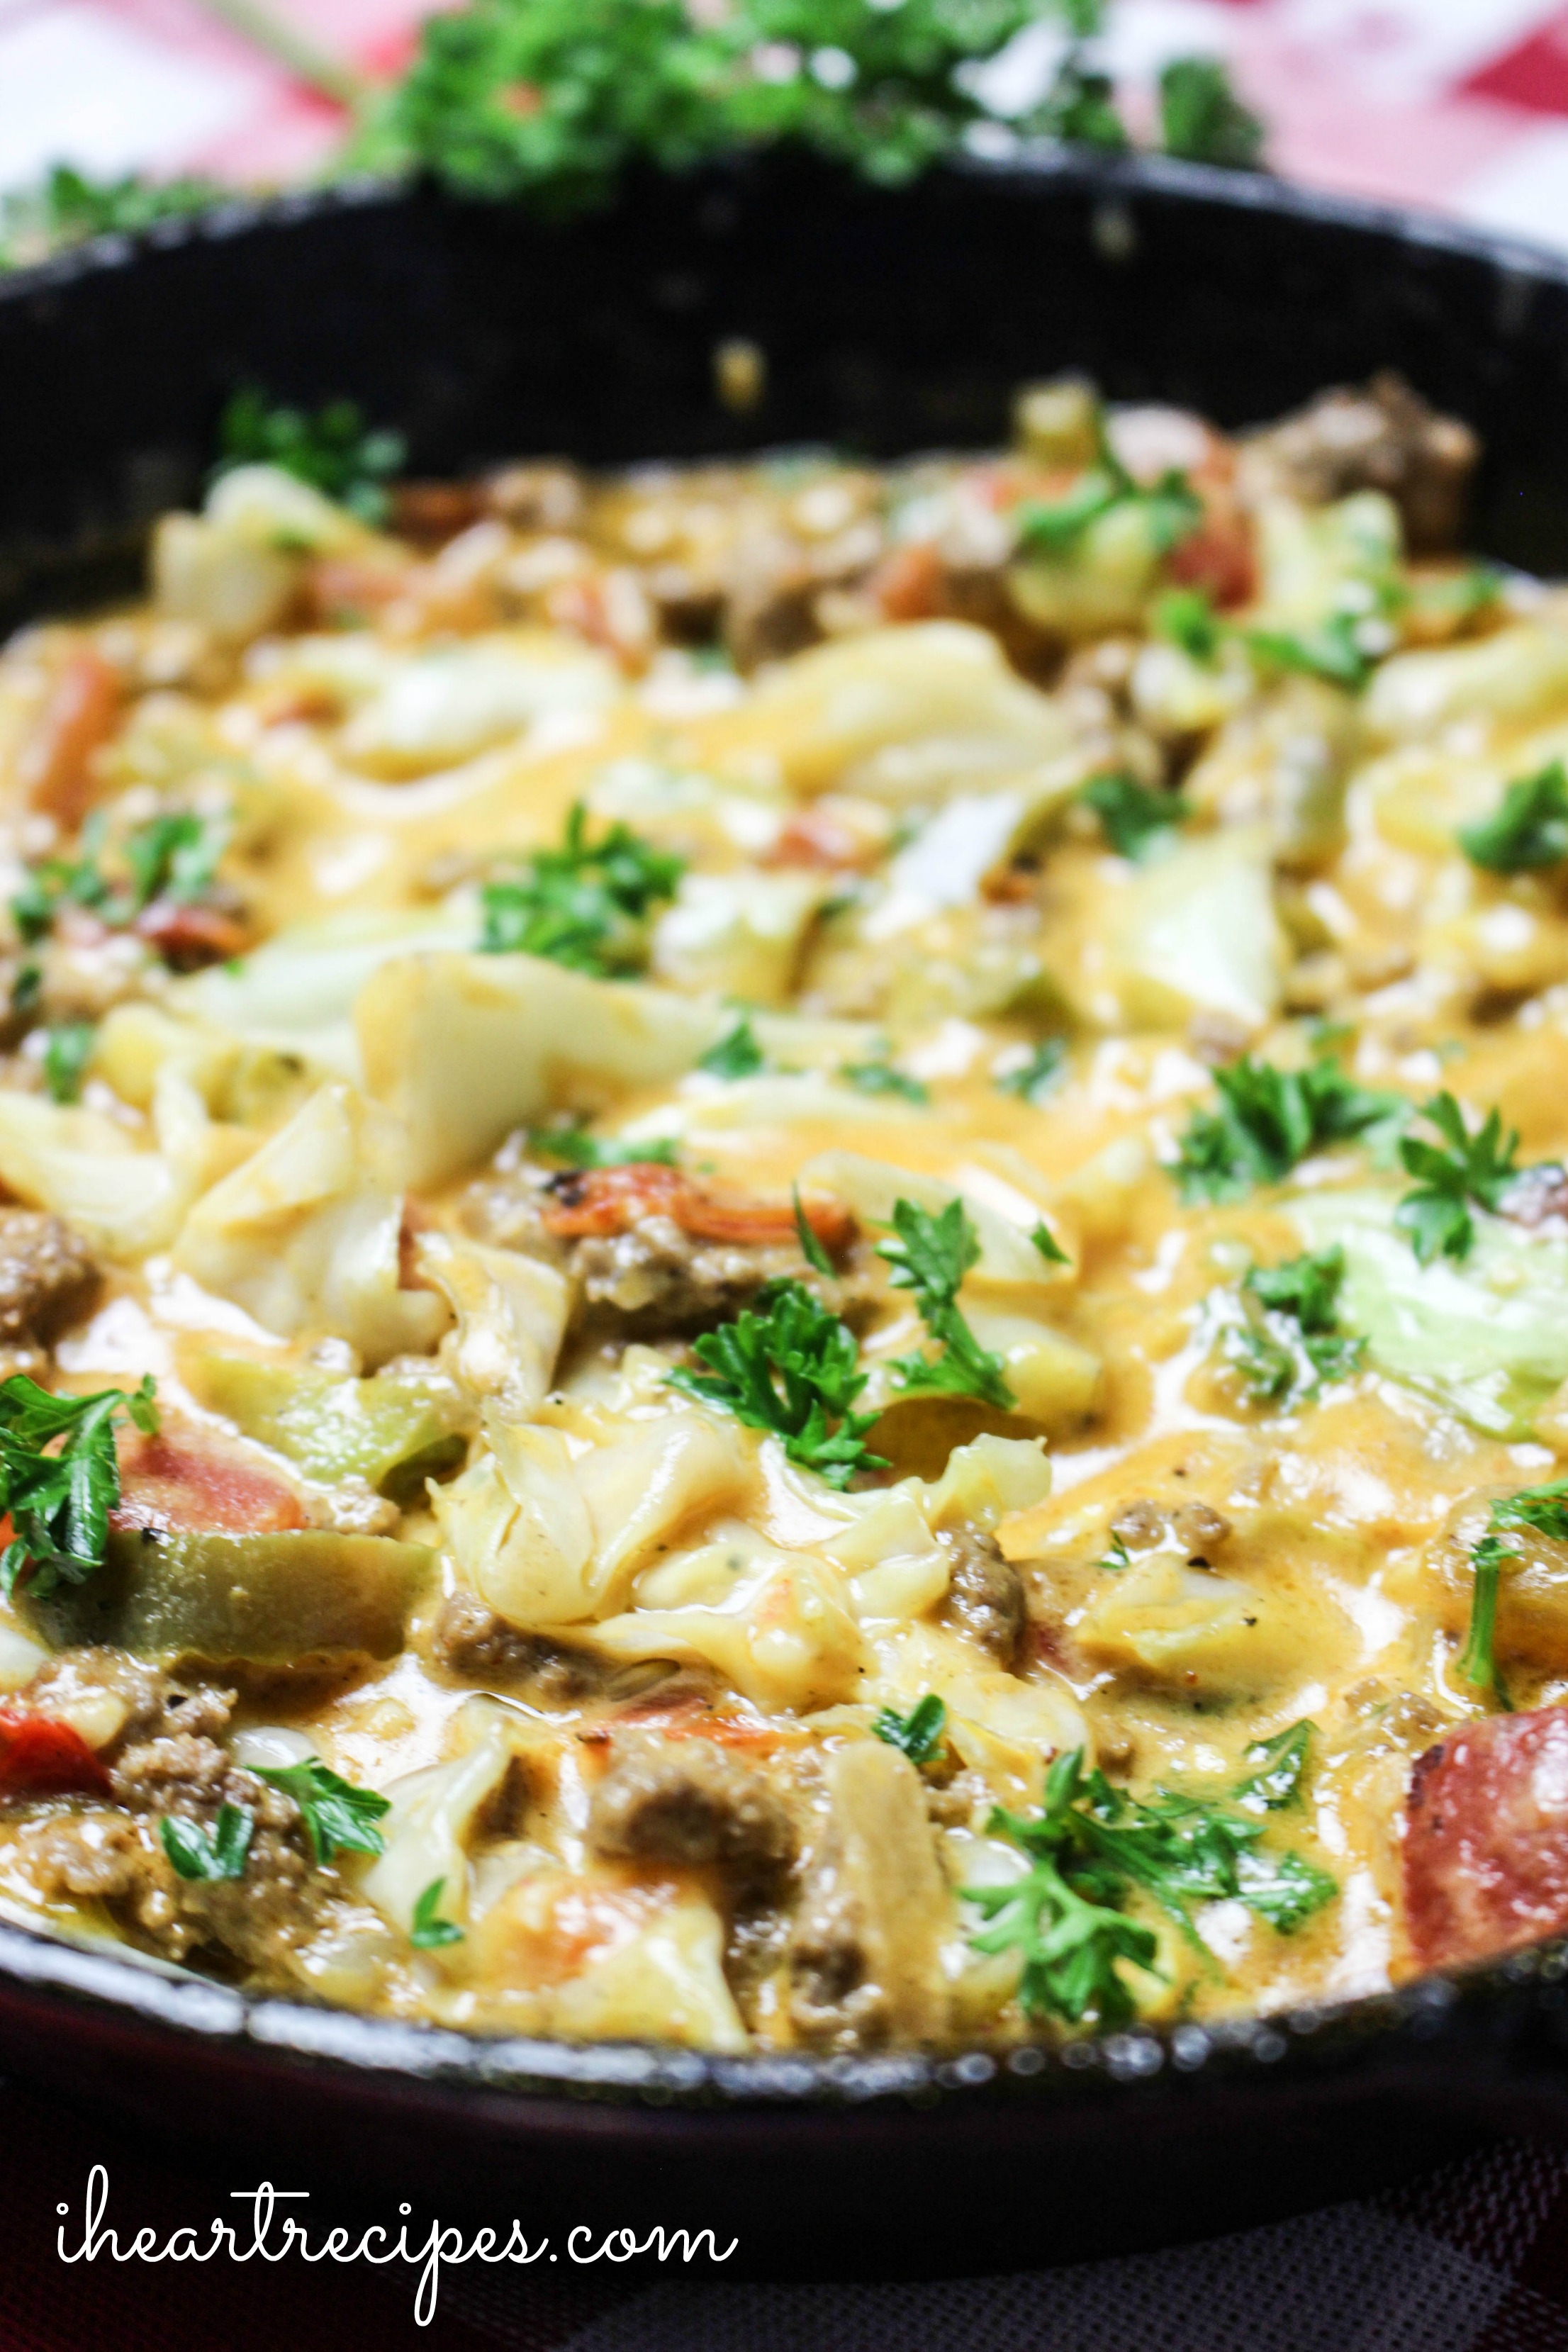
[4,150,1568,2276]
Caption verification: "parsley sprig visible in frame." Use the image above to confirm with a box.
[43,1021,94,1107]
[1227,1246,1365,1407]
[698,1019,765,1080]
[254,1757,391,1864]
[966,1747,1335,2027]
[843,1059,929,1104]
[1233,1722,1314,1813]
[1174,1055,1401,1204]
[479,804,683,975]
[410,1876,466,1949]
[1457,1479,1568,1710]
[878,1198,1015,1411]
[1080,771,1189,861]
[873,1693,948,1764]
[0,1373,159,1601]
[160,1804,253,1883]
[997,1037,1068,1106]
[667,1278,887,1489]
[1457,759,1568,874]
[529,1124,677,1170]
[1395,1091,1519,1265]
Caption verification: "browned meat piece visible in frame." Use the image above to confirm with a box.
[461,1161,863,1338]
[0,1209,98,1351]
[1238,373,1479,551]
[19,1647,233,1750]
[940,1530,1027,1670]
[1106,1498,1231,1564]
[429,1587,603,1698]
[483,462,586,532]
[1404,1706,1568,1971]
[787,1742,949,2051]
[1109,1499,1167,1549]
[722,520,885,672]
[588,1730,796,1878]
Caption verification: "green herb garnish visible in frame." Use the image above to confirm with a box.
[1396,1091,1519,1265]
[1245,612,1372,690]
[872,1693,947,1764]
[965,1747,1335,2028]
[842,1060,929,1104]
[254,1757,391,1864]
[792,1185,834,1277]
[43,1023,94,1107]
[410,1876,466,1949]
[997,1037,1068,1106]
[1155,587,1223,660]
[1174,1055,1401,1203]
[160,1804,253,1884]
[0,1374,159,1601]
[1030,1221,1070,1266]
[528,1126,678,1170]
[1015,405,1201,561]
[1228,1246,1365,1406]
[666,1279,887,1489]
[1233,1722,1314,1813]
[1457,759,1568,875]
[1457,1479,1568,1710]
[698,1019,766,1080]
[213,388,405,526]
[878,1197,1015,1411]
[478,804,683,975]
[12,810,225,947]
[1080,771,1189,860]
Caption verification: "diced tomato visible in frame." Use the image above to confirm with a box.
[134,901,249,972]
[1404,1706,1568,1971]
[114,1435,306,1535]
[538,1162,853,1256]
[0,1711,111,1796]
[1167,510,1256,610]
[20,648,120,826]
[870,542,946,624]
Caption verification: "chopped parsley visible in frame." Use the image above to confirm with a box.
[996,1036,1068,1106]
[213,388,406,527]
[410,1876,466,1949]
[43,1022,94,1106]
[666,1279,887,1489]
[1457,758,1568,874]
[1099,1531,1133,1573]
[528,1124,677,1170]
[12,810,225,946]
[160,1804,253,1883]
[1396,1091,1520,1265]
[698,1019,765,1080]
[878,1197,1015,1412]
[478,805,683,975]
[1457,1479,1568,1710]
[965,1747,1335,2028]
[1233,1722,1314,1813]
[1155,587,1223,661]
[842,1060,929,1104]
[1158,55,1265,169]
[792,1185,834,1277]
[1014,404,1201,563]
[1080,771,1189,861]
[1031,1221,1070,1267]
[0,1373,159,1601]
[1227,1246,1365,1406]
[872,1693,947,1765]
[1173,1055,1401,1203]
[1245,611,1372,690]
[254,1757,391,1865]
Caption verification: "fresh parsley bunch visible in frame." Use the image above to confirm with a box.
[480,804,683,975]
[0,1374,159,1601]
[1457,1478,1568,1710]
[1174,1055,1401,1204]
[878,1197,1015,1411]
[667,1278,887,1487]
[966,1745,1334,2027]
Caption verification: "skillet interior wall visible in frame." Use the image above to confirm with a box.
[4,152,1568,634]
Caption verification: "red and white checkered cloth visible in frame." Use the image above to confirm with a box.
[9,3,1568,2342]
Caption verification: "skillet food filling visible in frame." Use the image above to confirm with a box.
[5,370,1568,2050]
